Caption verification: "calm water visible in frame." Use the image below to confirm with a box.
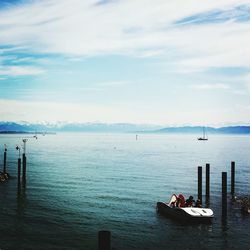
[0,133,249,250]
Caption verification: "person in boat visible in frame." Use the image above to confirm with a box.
[175,197,181,208]
[170,197,181,208]
[177,194,185,207]
[195,199,202,208]
[170,201,176,208]
[171,195,184,208]
[185,196,194,207]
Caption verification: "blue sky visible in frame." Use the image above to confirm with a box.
[0,0,250,126]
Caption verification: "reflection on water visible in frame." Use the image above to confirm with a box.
[0,133,249,249]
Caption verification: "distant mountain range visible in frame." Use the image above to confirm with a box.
[0,122,161,133]
[154,126,250,134]
[0,122,250,134]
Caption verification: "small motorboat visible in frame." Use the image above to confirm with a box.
[157,194,214,223]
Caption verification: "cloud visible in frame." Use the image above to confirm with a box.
[0,65,44,76]
[0,98,144,123]
[245,74,250,92]
[1,97,249,126]
[189,76,250,95]
[0,0,249,72]
[175,4,250,26]
[97,80,130,87]
[190,83,230,90]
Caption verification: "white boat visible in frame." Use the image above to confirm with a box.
[157,194,214,223]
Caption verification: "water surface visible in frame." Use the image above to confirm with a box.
[0,133,249,249]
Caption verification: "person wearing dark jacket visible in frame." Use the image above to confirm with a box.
[185,196,194,207]
[195,199,202,207]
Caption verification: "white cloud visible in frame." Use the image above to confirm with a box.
[190,83,230,90]
[97,80,130,87]
[245,74,250,92]
[0,99,134,123]
[0,98,249,126]
[0,0,249,72]
[0,66,44,76]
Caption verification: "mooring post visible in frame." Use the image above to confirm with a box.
[98,230,111,250]
[18,158,21,187]
[231,161,235,196]
[17,157,22,194]
[205,163,210,200]
[198,166,202,203]
[22,153,26,185]
[222,172,227,219]
[3,149,7,173]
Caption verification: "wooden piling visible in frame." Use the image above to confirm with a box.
[17,158,21,194]
[198,166,202,203]
[18,158,21,187]
[231,161,235,196]
[3,150,7,173]
[98,230,111,250]
[206,163,210,200]
[22,153,26,185]
[222,172,227,218]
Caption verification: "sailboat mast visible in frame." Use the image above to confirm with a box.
[198,127,208,141]
[204,127,208,139]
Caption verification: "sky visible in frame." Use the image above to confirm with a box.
[0,0,250,126]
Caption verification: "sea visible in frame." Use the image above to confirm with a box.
[0,133,249,250]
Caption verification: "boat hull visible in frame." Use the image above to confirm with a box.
[157,202,213,224]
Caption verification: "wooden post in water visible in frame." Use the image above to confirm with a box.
[231,161,235,196]
[3,149,7,173]
[18,158,21,188]
[22,153,26,186]
[17,157,21,194]
[22,138,28,186]
[206,163,210,201]
[98,231,111,250]
[198,166,202,203]
[222,172,227,219]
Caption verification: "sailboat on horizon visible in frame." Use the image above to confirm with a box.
[197,127,208,141]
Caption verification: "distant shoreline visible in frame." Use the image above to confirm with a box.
[1,122,250,134]
[0,131,56,135]
[1,130,250,135]
[151,126,250,135]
